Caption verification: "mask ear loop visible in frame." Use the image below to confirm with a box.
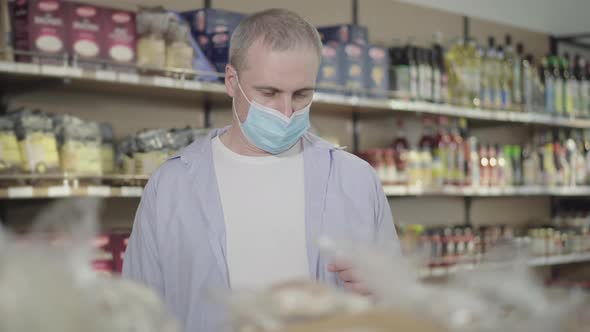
[230,75,265,153]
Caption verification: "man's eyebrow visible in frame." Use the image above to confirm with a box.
[253,86,283,92]
[294,87,315,93]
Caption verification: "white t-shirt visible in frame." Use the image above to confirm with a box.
[211,136,308,289]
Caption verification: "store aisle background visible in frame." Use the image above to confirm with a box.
[4,0,557,230]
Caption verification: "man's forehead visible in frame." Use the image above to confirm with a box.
[239,38,320,72]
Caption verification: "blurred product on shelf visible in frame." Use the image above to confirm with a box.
[317,24,389,97]
[398,221,590,268]
[13,0,68,65]
[317,24,368,45]
[182,8,245,74]
[359,115,590,188]
[54,114,103,176]
[11,109,60,174]
[136,7,168,69]
[316,42,344,94]
[100,123,115,174]
[0,0,14,61]
[365,45,390,97]
[103,8,137,68]
[165,14,193,70]
[0,117,22,174]
[66,2,105,69]
[1,108,208,178]
[119,126,207,176]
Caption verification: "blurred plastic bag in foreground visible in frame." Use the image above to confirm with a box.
[0,198,177,332]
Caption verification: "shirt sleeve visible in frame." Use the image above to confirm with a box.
[122,178,164,296]
[372,171,401,253]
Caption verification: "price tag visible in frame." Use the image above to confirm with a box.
[0,61,16,72]
[182,80,202,90]
[41,65,67,76]
[87,186,111,197]
[121,186,143,197]
[118,72,140,84]
[95,70,117,81]
[16,63,40,74]
[153,76,175,88]
[48,186,72,197]
[7,186,34,198]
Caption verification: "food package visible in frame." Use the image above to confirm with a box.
[165,14,193,70]
[0,198,178,332]
[134,128,169,175]
[0,0,14,62]
[11,109,60,174]
[54,115,102,176]
[100,123,115,174]
[0,116,22,173]
[116,135,137,175]
[227,280,372,332]
[136,7,169,69]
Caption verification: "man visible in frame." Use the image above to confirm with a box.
[123,8,398,332]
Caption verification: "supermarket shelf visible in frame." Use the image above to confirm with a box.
[383,185,590,197]
[2,61,590,126]
[0,185,143,199]
[2,183,589,200]
[419,252,590,279]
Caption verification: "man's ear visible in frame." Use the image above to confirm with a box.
[225,64,237,98]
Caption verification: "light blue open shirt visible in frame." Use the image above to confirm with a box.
[123,127,398,332]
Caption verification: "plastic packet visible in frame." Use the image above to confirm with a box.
[117,135,138,175]
[316,237,586,332]
[137,7,170,68]
[0,198,178,332]
[0,116,22,173]
[100,123,115,174]
[165,14,193,70]
[11,108,60,174]
[54,115,102,175]
[226,280,372,332]
[134,128,169,175]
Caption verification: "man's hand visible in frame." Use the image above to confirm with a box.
[328,262,371,296]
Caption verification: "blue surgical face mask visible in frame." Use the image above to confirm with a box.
[233,77,312,155]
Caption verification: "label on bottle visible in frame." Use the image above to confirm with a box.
[395,65,410,99]
[523,68,533,112]
[433,69,441,103]
[410,65,419,100]
[581,80,590,115]
[432,149,444,187]
[566,80,578,115]
[513,63,522,105]
[545,77,555,113]
[554,79,564,114]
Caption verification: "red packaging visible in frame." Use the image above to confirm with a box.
[66,2,104,68]
[92,234,115,275]
[102,9,136,67]
[13,0,68,64]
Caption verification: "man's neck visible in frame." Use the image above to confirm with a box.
[219,124,271,157]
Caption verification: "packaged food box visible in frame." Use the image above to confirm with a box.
[66,2,104,69]
[316,43,344,94]
[182,8,244,75]
[13,0,68,64]
[365,45,390,98]
[103,8,136,68]
[317,24,368,46]
[341,42,367,96]
[0,117,22,173]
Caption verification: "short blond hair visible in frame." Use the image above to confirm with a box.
[229,8,322,72]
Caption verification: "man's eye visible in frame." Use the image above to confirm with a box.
[294,93,309,99]
[262,91,276,97]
